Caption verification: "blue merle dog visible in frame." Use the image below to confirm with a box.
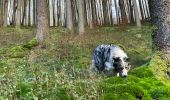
[91,44,131,77]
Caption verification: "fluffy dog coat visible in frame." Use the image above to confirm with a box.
[91,44,131,77]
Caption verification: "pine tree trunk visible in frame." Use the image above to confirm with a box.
[0,0,2,26]
[36,0,49,45]
[138,0,144,20]
[119,0,128,24]
[16,0,21,27]
[21,0,26,26]
[3,0,8,27]
[149,0,170,53]
[77,0,85,34]
[28,0,31,26]
[66,0,73,32]
[128,0,134,24]
[33,0,36,25]
[133,0,141,27]
[102,0,109,25]
[91,0,97,26]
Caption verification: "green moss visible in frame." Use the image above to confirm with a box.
[102,93,135,100]
[8,45,28,58]
[151,88,170,99]
[22,38,38,49]
[130,64,153,78]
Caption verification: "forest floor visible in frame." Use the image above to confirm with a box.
[0,24,170,99]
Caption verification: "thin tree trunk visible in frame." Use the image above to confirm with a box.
[119,0,128,24]
[144,0,150,19]
[66,0,73,32]
[33,0,36,25]
[52,0,56,26]
[141,0,146,19]
[88,0,93,28]
[77,0,85,34]
[128,0,134,24]
[83,0,87,26]
[102,0,109,25]
[91,0,97,26]
[16,0,21,27]
[133,0,141,27]
[28,0,31,26]
[114,0,119,24]
[138,0,144,20]
[108,0,113,25]
[49,0,53,26]
[3,0,8,27]
[0,0,2,26]
[21,0,26,25]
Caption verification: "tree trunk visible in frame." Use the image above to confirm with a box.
[133,0,141,27]
[36,0,49,45]
[77,0,85,34]
[83,0,87,26]
[0,0,2,26]
[102,0,109,25]
[3,0,8,27]
[149,0,170,53]
[114,0,119,24]
[28,0,31,26]
[66,0,73,32]
[119,0,128,24]
[21,0,26,26]
[128,0,134,24]
[33,0,36,25]
[91,0,97,26]
[16,0,21,27]
[138,0,144,20]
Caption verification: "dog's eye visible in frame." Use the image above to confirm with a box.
[113,57,120,62]
[124,58,129,62]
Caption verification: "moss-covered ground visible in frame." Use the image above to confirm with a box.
[0,25,170,99]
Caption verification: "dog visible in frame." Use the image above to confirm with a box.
[91,44,131,77]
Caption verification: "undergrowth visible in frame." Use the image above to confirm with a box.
[0,25,170,99]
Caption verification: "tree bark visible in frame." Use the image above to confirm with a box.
[16,0,21,27]
[36,0,49,45]
[66,0,73,32]
[128,0,134,24]
[91,0,97,26]
[0,0,2,26]
[28,0,31,26]
[119,0,128,24]
[138,0,144,20]
[77,0,85,34]
[102,0,109,25]
[3,0,8,27]
[21,0,26,26]
[133,0,141,27]
[149,0,170,53]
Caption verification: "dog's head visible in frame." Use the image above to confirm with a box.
[110,46,131,77]
[113,57,131,77]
